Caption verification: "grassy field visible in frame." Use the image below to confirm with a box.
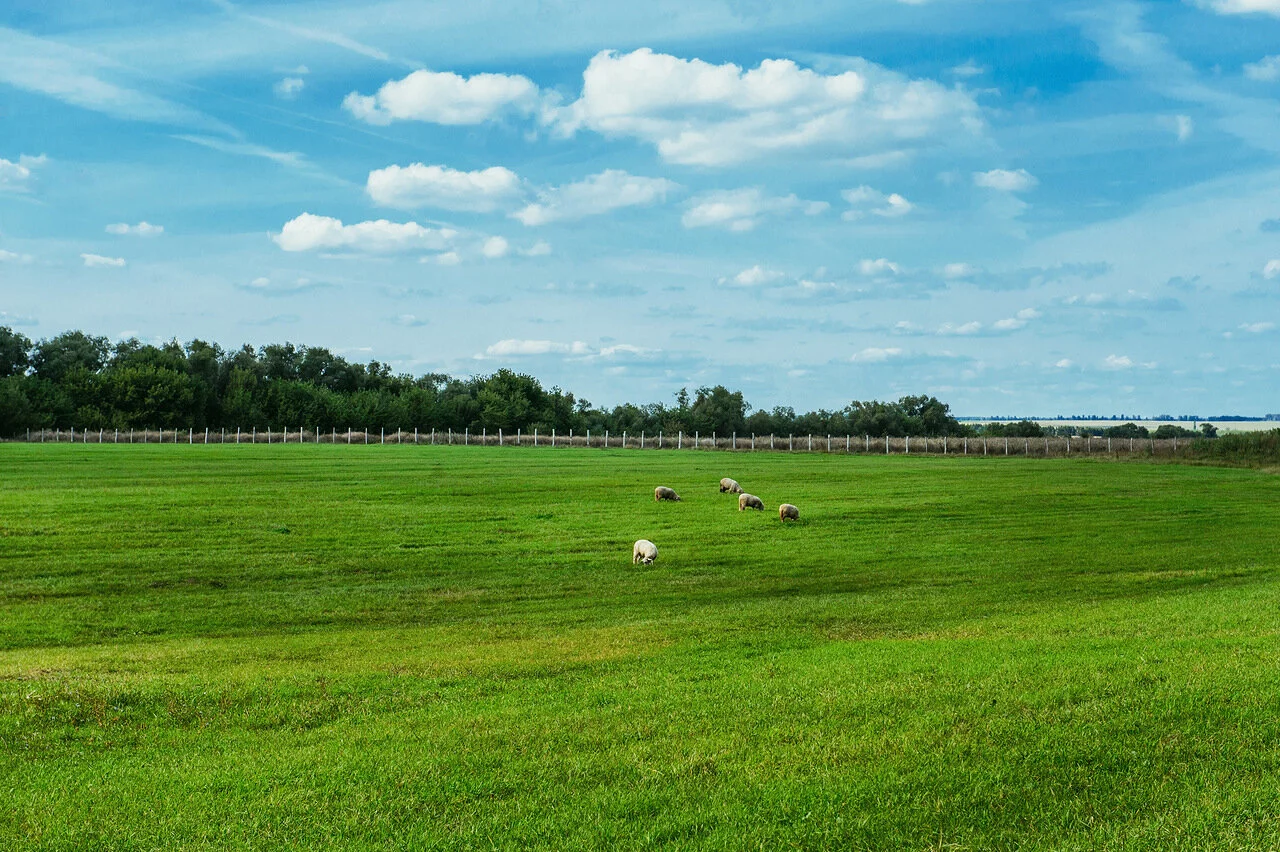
[2,445,1279,850]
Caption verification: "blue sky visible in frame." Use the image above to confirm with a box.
[2,0,1279,415]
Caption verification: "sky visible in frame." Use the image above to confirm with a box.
[1,0,1279,416]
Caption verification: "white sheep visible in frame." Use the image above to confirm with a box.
[654,486,681,502]
[739,493,765,512]
[633,539,658,564]
[778,503,799,521]
[719,477,743,494]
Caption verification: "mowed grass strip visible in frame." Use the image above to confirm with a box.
[1,445,1279,850]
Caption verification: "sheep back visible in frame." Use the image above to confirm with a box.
[739,493,765,511]
[779,503,799,521]
[719,477,743,494]
[633,539,658,564]
[654,486,681,502]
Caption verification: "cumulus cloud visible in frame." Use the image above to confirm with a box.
[857,258,901,277]
[105,221,163,236]
[273,213,456,253]
[1055,358,1074,368]
[682,187,827,231]
[1174,114,1194,141]
[720,265,785,287]
[937,321,982,335]
[0,154,45,193]
[274,76,305,99]
[512,170,677,226]
[366,163,524,211]
[82,253,126,268]
[344,69,542,125]
[1101,354,1156,369]
[942,262,979,279]
[428,251,462,266]
[992,307,1042,331]
[1244,55,1280,81]
[1264,259,1280,278]
[236,276,329,295]
[0,249,33,263]
[481,236,510,258]
[393,314,428,327]
[974,168,1038,192]
[554,48,981,166]
[485,339,591,357]
[841,185,913,220]
[1240,321,1276,333]
[523,240,552,257]
[1191,0,1280,15]
[851,346,903,363]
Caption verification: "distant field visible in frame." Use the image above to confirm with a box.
[974,418,1280,433]
[2,446,1279,850]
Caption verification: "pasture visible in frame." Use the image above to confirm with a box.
[1,445,1279,850]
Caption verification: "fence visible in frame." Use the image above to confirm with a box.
[8,427,1198,458]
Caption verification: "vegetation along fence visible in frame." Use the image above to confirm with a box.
[10,427,1230,458]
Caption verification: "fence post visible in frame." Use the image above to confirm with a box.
[1025,438,1029,455]
[431,428,436,445]
[587,429,591,446]
[866,434,869,452]
[415,427,419,444]
[846,435,850,453]
[116,429,120,444]
[790,434,793,452]
[752,434,755,451]
[1045,437,1049,456]
[885,435,889,454]
[944,436,947,454]
[771,434,775,450]
[964,438,968,455]
[906,436,909,454]
[983,438,987,456]
[253,427,256,443]
[1005,438,1009,455]
[623,431,626,448]
[641,431,645,449]
[733,432,736,450]
[465,428,469,446]
[678,431,682,449]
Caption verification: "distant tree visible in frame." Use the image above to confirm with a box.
[1153,424,1197,439]
[0,326,33,377]
[691,385,747,435]
[1104,422,1149,439]
[30,331,109,384]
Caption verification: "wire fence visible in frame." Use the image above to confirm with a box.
[9,427,1199,458]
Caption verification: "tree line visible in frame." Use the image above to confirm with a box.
[0,327,1216,440]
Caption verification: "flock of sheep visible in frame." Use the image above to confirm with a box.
[632,477,799,565]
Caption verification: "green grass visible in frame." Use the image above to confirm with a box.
[2,445,1279,850]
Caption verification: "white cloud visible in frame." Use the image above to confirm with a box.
[1192,0,1280,16]
[1240,321,1276,333]
[105,221,164,236]
[974,168,1038,192]
[366,163,524,211]
[512,170,677,226]
[950,60,986,78]
[1264,259,1280,278]
[1055,359,1074,368]
[851,346,903,363]
[1244,55,1280,81]
[430,251,461,266]
[82,253,126,268]
[937,321,982,335]
[237,276,324,295]
[273,76,305,99]
[1103,354,1134,369]
[485,339,591,357]
[554,48,981,166]
[0,249,33,263]
[682,187,826,231]
[1175,114,1194,141]
[482,236,510,259]
[857,258,901,276]
[343,69,541,125]
[942,262,978,279]
[523,240,552,257]
[393,314,428,327]
[992,307,1042,331]
[0,154,45,193]
[721,265,785,287]
[841,185,913,220]
[273,213,456,253]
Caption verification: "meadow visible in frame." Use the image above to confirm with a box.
[1,445,1279,850]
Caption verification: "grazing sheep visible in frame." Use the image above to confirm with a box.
[633,539,658,564]
[719,477,743,494]
[739,493,765,512]
[779,503,799,522]
[654,486,681,502]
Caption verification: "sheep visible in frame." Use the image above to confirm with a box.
[633,539,658,564]
[739,493,764,512]
[654,486,681,502]
[778,503,799,522]
[719,477,743,494]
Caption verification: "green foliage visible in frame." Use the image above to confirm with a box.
[1105,422,1150,439]
[0,329,985,440]
[1,447,1279,847]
